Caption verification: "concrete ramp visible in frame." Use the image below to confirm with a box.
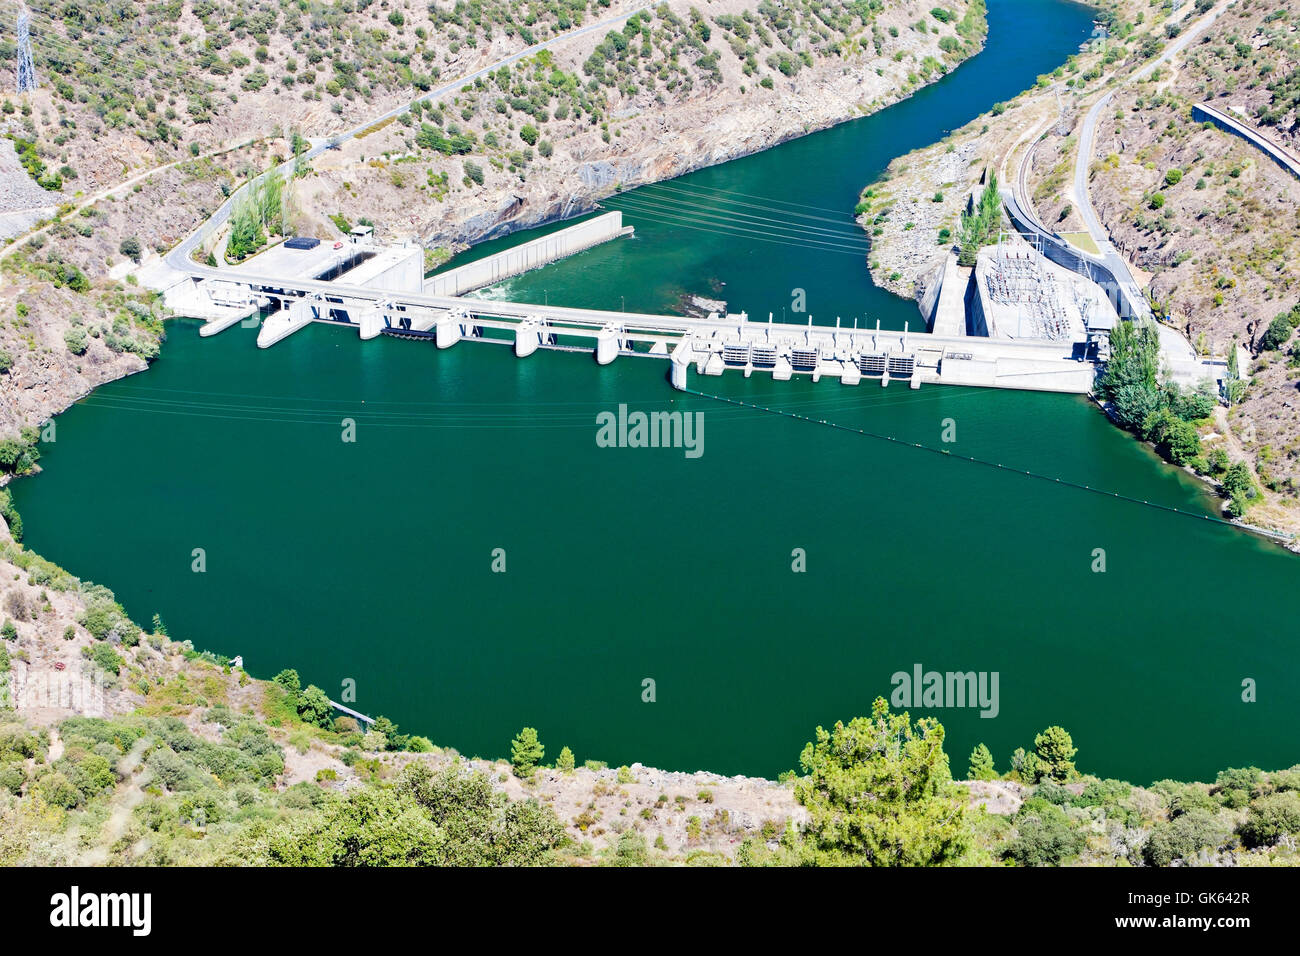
[425,212,632,296]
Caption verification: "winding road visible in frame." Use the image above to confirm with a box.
[1069,1,1226,346]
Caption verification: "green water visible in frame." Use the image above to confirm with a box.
[14,0,1300,784]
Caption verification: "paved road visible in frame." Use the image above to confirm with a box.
[166,5,648,273]
[1072,4,1226,265]
[1063,1,1227,345]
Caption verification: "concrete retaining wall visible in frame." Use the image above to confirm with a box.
[1192,103,1300,182]
[425,211,631,296]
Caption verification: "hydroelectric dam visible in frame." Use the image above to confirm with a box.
[151,211,1105,394]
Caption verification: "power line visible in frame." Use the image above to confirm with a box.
[640,180,862,228]
[606,198,870,255]
[653,178,854,216]
[610,187,870,243]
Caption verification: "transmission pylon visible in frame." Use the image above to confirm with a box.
[16,8,37,93]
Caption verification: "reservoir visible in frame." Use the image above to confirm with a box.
[14,0,1299,784]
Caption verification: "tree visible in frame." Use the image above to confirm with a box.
[556,746,576,773]
[1011,747,1043,784]
[967,743,996,780]
[1034,726,1077,782]
[1221,462,1256,516]
[1259,314,1292,351]
[1101,319,1163,431]
[519,123,539,146]
[119,236,142,263]
[510,727,545,778]
[1239,792,1300,848]
[273,669,301,695]
[789,698,969,866]
[956,173,1002,266]
[296,685,332,727]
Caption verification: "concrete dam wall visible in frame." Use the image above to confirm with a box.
[425,212,633,297]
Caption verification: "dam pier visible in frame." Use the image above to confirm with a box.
[148,211,1128,395]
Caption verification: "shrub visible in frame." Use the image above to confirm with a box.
[519,124,539,146]
[1239,792,1300,848]
[1144,809,1231,865]
[1005,803,1084,865]
[1164,168,1183,186]
[64,327,88,355]
[89,642,124,675]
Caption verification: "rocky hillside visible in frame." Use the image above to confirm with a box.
[293,0,990,248]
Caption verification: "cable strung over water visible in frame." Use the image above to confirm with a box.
[602,178,873,257]
[682,386,1267,536]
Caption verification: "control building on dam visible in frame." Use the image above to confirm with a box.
[152,211,1112,395]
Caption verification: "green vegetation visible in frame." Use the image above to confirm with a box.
[0,490,21,542]
[1100,320,1260,514]
[0,428,41,480]
[556,745,576,773]
[6,135,63,191]
[226,174,285,262]
[956,173,1001,266]
[510,726,545,779]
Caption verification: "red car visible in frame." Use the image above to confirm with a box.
[333,241,344,249]
[53,661,66,671]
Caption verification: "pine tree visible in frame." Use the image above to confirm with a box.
[556,746,576,773]
[1034,726,1078,781]
[791,698,969,866]
[510,727,545,779]
[967,743,996,781]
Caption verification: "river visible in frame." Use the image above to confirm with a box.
[13,0,1299,784]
